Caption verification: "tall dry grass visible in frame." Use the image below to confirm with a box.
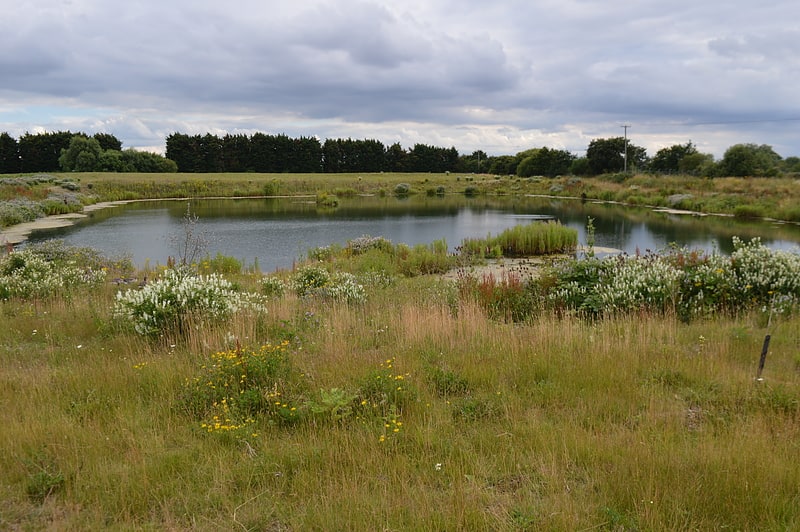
[1,269,799,530]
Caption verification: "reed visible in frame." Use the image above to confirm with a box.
[460,220,577,258]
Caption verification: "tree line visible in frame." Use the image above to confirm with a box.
[164,133,460,174]
[0,131,176,174]
[1,130,799,178]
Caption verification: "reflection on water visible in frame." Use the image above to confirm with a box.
[26,195,800,272]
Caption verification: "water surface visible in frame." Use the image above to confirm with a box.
[26,195,800,271]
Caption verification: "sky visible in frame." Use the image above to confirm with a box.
[2,0,799,160]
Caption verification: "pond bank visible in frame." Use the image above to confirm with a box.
[1,195,315,246]
[0,201,133,245]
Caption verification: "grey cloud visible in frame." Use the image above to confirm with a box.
[1,0,799,159]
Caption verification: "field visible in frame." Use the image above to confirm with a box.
[1,173,800,530]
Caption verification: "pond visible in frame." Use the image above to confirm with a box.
[24,195,800,272]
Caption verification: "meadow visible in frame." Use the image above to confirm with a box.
[1,219,799,530]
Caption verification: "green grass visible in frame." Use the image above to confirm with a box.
[2,173,800,529]
[1,264,799,530]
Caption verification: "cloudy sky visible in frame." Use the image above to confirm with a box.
[2,0,799,159]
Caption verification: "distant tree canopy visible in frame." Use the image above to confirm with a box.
[164,133,461,173]
[19,131,75,173]
[0,131,175,174]
[586,137,648,175]
[516,147,576,177]
[58,134,176,173]
[650,142,699,173]
[1,129,798,178]
[716,143,783,177]
[0,132,19,173]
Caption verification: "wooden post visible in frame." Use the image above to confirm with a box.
[756,334,771,381]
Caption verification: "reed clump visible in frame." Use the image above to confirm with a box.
[459,220,577,258]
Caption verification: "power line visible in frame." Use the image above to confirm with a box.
[639,116,800,128]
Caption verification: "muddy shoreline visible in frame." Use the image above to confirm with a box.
[0,200,135,246]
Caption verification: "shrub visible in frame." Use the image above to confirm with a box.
[315,191,339,207]
[394,183,411,196]
[0,245,107,300]
[546,239,800,319]
[290,265,366,304]
[0,198,44,227]
[425,365,470,397]
[262,180,281,196]
[197,253,242,274]
[346,235,394,255]
[290,265,331,296]
[307,245,338,262]
[357,357,416,414]
[730,237,800,306]
[183,342,302,437]
[260,275,286,298]
[113,268,266,336]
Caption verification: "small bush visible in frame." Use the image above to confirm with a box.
[546,238,800,319]
[183,342,302,437]
[346,235,394,255]
[24,456,65,504]
[260,275,286,298]
[290,265,366,304]
[394,183,411,196]
[315,191,339,207]
[113,268,266,336]
[331,187,358,197]
[357,357,416,414]
[197,253,242,274]
[263,180,281,196]
[0,244,107,300]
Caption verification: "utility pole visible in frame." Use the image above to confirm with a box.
[621,125,630,173]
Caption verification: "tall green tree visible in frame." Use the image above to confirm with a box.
[93,132,123,151]
[516,147,575,177]
[165,133,202,172]
[221,134,251,172]
[120,149,178,173]
[678,152,715,175]
[717,143,782,177]
[586,137,648,175]
[384,142,407,172]
[0,132,20,174]
[457,150,488,173]
[486,155,517,175]
[59,135,103,172]
[19,131,75,172]
[782,156,800,173]
[650,142,698,173]
[288,136,322,173]
[407,144,459,172]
